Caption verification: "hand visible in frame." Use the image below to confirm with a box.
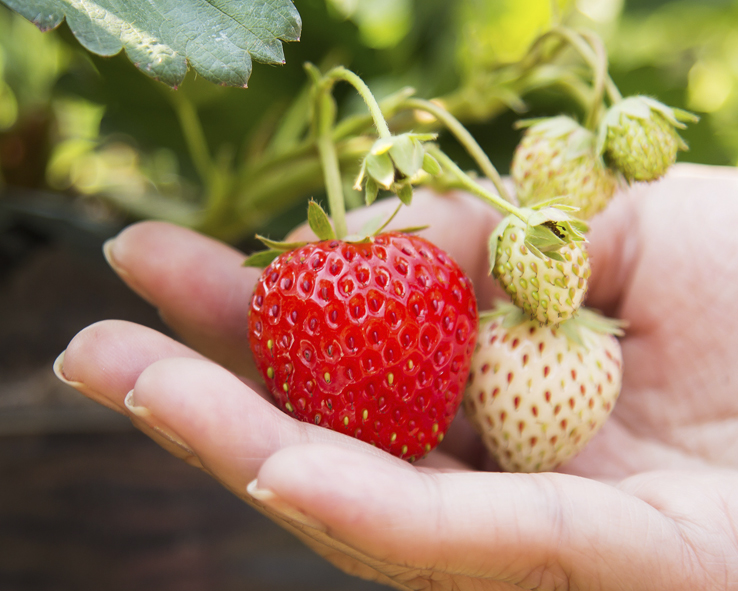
[55,163,738,590]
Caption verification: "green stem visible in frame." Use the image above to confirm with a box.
[374,203,403,235]
[333,86,416,142]
[402,97,514,203]
[579,30,608,129]
[325,66,392,139]
[427,146,526,222]
[305,63,349,239]
[547,27,622,123]
[169,91,214,190]
[316,93,348,239]
[580,29,622,104]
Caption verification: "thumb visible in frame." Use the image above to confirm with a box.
[247,444,698,590]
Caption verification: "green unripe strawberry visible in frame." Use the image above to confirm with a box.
[598,96,698,183]
[490,213,590,326]
[511,116,618,220]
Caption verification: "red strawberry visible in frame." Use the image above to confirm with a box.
[248,232,478,461]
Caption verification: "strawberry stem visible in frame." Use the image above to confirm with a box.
[401,97,514,204]
[427,146,527,223]
[324,67,393,140]
[374,203,403,235]
[547,27,622,126]
[306,63,348,239]
[578,30,618,129]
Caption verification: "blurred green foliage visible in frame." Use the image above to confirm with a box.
[0,0,735,245]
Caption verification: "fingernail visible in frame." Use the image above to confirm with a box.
[103,238,154,305]
[246,479,326,532]
[53,351,127,415]
[102,238,123,274]
[124,390,195,456]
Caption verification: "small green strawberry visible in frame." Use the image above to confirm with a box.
[597,96,698,183]
[464,304,623,473]
[490,208,590,326]
[511,116,618,220]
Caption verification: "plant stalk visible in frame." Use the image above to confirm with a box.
[529,26,623,131]
[315,90,348,239]
[402,97,514,204]
[427,146,525,222]
[325,67,392,139]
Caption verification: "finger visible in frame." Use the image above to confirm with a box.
[104,221,260,377]
[250,444,705,590]
[55,320,218,464]
[57,319,207,413]
[127,357,406,491]
[58,324,440,590]
[586,163,738,317]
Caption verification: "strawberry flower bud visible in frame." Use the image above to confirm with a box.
[597,96,699,182]
[354,132,440,205]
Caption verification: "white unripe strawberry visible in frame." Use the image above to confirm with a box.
[464,305,623,473]
[490,214,590,326]
[511,116,618,220]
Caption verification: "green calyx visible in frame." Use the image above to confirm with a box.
[354,132,441,206]
[490,205,588,263]
[243,200,429,267]
[479,300,627,349]
[243,200,331,267]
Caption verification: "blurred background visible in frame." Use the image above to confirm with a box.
[0,0,734,589]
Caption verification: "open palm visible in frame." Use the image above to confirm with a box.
[57,164,738,590]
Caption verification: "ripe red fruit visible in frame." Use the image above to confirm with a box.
[248,232,478,461]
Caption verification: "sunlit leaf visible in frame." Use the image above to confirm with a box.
[1,0,301,88]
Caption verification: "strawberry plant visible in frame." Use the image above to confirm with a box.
[241,62,599,460]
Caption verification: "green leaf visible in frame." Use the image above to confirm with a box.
[358,214,386,237]
[391,225,430,234]
[256,235,308,251]
[243,249,282,267]
[396,183,413,205]
[365,152,395,189]
[365,177,379,206]
[422,153,441,176]
[307,200,336,241]
[342,233,372,243]
[2,0,302,88]
[388,134,424,178]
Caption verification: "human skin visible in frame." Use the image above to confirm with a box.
[55,164,738,590]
